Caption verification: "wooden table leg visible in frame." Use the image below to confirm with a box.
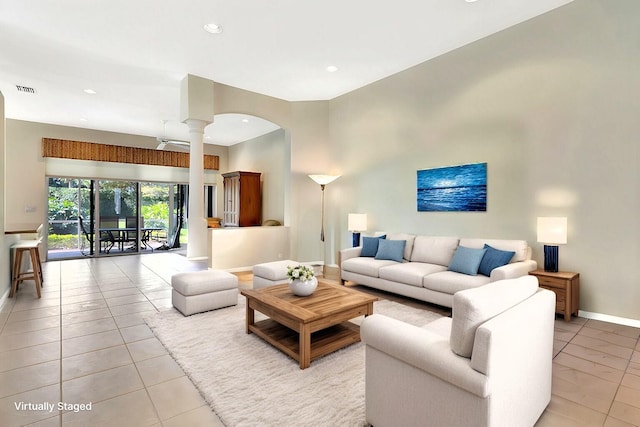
[366,301,374,316]
[564,280,572,322]
[245,301,255,334]
[299,324,311,369]
[28,248,42,298]
[34,245,44,286]
[573,277,580,317]
[9,247,22,298]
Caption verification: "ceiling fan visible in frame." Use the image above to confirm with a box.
[156,120,190,150]
[155,137,190,150]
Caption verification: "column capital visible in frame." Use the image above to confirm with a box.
[183,118,210,133]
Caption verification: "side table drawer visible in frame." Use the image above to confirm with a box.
[537,276,565,288]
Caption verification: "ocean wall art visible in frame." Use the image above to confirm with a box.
[417,163,487,212]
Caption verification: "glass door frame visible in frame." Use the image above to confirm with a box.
[47,176,215,259]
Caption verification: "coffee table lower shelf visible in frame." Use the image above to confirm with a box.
[249,319,360,366]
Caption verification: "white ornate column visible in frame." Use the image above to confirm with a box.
[180,74,214,261]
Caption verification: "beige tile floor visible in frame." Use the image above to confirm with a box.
[1,253,639,427]
[0,253,225,427]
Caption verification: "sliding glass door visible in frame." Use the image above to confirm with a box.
[47,178,92,259]
[96,180,138,254]
[155,184,188,251]
[47,177,206,260]
[141,182,174,251]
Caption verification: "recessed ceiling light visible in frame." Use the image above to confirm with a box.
[203,23,223,34]
[83,89,96,95]
[326,65,339,73]
[79,117,88,122]
[241,118,249,123]
[465,0,479,2]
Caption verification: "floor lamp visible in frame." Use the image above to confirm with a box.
[537,217,567,272]
[308,175,340,242]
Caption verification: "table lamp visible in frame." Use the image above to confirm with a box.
[537,217,567,272]
[348,213,367,247]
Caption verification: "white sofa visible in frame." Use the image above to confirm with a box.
[340,234,537,308]
[361,276,556,427]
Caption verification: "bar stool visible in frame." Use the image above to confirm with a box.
[10,240,43,298]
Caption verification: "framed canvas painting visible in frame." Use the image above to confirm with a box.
[417,163,487,212]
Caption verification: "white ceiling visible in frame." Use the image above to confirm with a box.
[0,0,573,146]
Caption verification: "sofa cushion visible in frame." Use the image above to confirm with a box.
[410,236,460,266]
[448,246,487,276]
[386,233,416,261]
[450,275,539,358]
[379,262,447,287]
[459,238,529,263]
[375,239,406,263]
[341,257,398,278]
[361,235,386,257]
[477,244,515,277]
[422,271,490,294]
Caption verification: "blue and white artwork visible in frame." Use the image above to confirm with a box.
[417,163,487,212]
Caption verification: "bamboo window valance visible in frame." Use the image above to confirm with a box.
[42,138,219,170]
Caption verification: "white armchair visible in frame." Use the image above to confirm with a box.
[361,275,555,427]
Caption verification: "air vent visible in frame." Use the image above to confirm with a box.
[16,85,36,94]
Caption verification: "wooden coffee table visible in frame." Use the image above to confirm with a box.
[241,281,378,369]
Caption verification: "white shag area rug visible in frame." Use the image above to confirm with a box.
[145,295,442,427]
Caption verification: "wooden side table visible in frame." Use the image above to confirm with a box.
[529,270,580,321]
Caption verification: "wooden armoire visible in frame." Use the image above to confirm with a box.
[222,171,261,227]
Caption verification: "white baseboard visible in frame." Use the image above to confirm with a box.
[578,310,640,328]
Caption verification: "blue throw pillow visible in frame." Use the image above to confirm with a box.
[478,244,515,277]
[448,246,487,276]
[375,239,406,263]
[361,235,386,257]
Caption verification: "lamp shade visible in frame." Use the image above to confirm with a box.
[348,214,367,232]
[537,217,567,244]
[308,174,340,185]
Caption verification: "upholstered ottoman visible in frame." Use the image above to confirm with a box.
[252,260,297,289]
[171,270,238,316]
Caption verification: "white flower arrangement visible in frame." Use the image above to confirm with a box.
[286,265,315,282]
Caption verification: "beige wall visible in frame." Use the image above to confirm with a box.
[228,129,286,224]
[289,101,333,264]
[211,84,332,264]
[208,226,290,270]
[328,0,639,320]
